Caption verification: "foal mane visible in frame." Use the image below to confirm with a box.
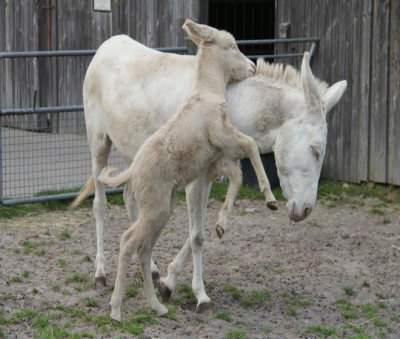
[255,58,329,97]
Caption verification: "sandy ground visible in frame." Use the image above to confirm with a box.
[1,195,400,338]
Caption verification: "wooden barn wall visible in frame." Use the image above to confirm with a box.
[1,0,206,133]
[0,0,40,129]
[275,0,400,186]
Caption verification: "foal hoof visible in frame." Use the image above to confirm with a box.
[152,271,161,283]
[267,201,278,211]
[196,302,213,314]
[95,275,107,287]
[215,224,225,239]
[158,282,172,302]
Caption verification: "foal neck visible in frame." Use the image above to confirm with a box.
[193,46,228,99]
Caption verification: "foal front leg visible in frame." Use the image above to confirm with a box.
[214,159,243,238]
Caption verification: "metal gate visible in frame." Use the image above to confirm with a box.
[0,38,318,206]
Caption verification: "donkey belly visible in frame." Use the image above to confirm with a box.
[84,35,196,163]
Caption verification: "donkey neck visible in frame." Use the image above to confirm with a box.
[192,46,228,98]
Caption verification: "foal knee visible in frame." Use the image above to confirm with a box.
[190,231,205,249]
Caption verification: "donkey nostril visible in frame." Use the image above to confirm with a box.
[304,205,312,217]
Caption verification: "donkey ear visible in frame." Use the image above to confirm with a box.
[301,52,323,118]
[323,80,347,114]
[182,19,214,46]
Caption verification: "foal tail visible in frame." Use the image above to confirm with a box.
[98,166,132,188]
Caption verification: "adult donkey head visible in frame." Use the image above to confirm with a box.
[182,19,255,82]
[274,52,347,222]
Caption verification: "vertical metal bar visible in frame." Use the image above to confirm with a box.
[0,112,3,205]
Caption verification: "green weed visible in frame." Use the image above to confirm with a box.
[307,324,337,336]
[226,328,247,339]
[66,273,88,283]
[222,284,241,300]
[215,311,231,322]
[85,299,99,308]
[240,290,270,307]
[59,229,72,240]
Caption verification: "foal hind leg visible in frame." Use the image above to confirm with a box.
[159,177,212,312]
[89,133,112,286]
[123,182,160,281]
[110,201,171,321]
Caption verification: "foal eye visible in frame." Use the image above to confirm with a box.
[310,145,320,161]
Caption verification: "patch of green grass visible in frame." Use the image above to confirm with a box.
[226,328,247,339]
[59,229,72,240]
[215,311,231,322]
[66,273,88,283]
[9,276,23,283]
[362,280,371,288]
[261,327,273,335]
[177,283,197,303]
[166,306,178,321]
[371,207,385,215]
[382,217,391,224]
[22,271,29,278]
[287,307,298,316]
[120,309,158,335]
[85,298,99,308]
[336,299,359,320]
[71,249,83,255]
[307,324,337,336]
[57,258,67,267]
[125,281,141,299]
[222,283,241,300]
[240,289,270,307]
[22,240,50,255]
[344,286,357,297]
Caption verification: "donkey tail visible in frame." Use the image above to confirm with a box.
[98,166,132,188]
[70,176,95,208]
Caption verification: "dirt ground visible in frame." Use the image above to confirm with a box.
[1,194,400,338]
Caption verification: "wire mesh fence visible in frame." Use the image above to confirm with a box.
[0,39,318,205]
[1,110,124,203]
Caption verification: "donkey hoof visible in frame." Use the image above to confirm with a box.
[215,224,225,239]
[267,201,278,211]
[152,271,161,283]
[196,302,213,314]
[95,275,107,287]
[158,282,172,302]
[110,309,121,323]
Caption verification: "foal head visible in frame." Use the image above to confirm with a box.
[182,19,255,82]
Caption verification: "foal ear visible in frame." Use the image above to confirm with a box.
[182,19,214,46]
[323,80,347,114]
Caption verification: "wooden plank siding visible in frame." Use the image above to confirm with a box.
[387,0,400,185]
[275,0,399,186]
[1,0,399,185]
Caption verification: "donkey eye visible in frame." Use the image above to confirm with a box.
[310,145,320,161]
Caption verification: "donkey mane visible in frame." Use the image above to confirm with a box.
[255,58,329,97]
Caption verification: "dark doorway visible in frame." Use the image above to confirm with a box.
[208,0,275,58]
[208,0,279,189]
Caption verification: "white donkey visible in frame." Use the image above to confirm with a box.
[73,29,346,312]
[98,19,274,320]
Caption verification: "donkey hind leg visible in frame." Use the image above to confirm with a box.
[110,204,171,321]
[90,133,112,286]
[215,159,242,239]
[159,177,212,312]
[123,182,160,281]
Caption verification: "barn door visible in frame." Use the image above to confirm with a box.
[208,0,275,57]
